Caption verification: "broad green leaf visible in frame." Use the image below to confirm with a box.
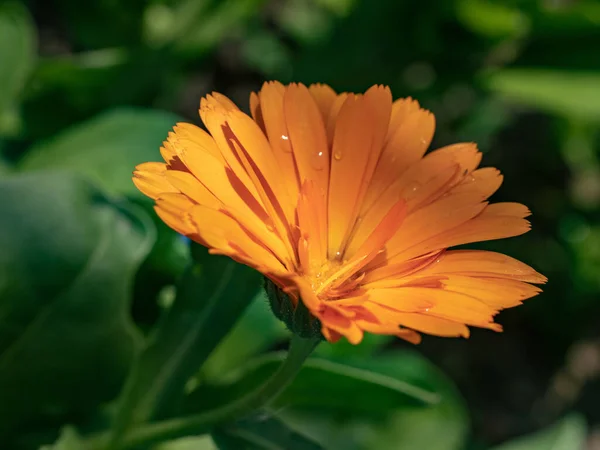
[0,172,152,438]
[487,70,600,121]
[456,0,529,39]
[19,49,174,140]
[155,436,218,450]
[201,289,287,381]
[358,351,468,450]
[186,353,439,417]
[277,351,468,450]
[0,3,35,118]
[212,416,323,450]
[19,108,181,196]
[491,414,586,450]
[42,427,86,450]
[110,245,262,442]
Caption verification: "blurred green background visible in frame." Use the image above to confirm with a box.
[1,0,599,449]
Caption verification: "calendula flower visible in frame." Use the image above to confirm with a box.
[133,82,546,345]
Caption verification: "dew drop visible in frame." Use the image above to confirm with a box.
[281,134,289,140]
[420,138,427,145]
[333,151,343,161]
[310,150,326,170]
[424,307,430,312]
[404,181,421,198]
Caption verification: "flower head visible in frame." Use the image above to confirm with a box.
[133,82,546,344]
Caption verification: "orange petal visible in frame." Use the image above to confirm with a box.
[171,123,225,164]
[133,162,178,199]
[372,287,497,326]
[188,204,286,274]
[296,180,326,270]
[485,202,531,217]
[363,100,435,209]
[328,94,377,258]
[386,193,488,260]
[416,250,547,283]
[366,289,434,312]
[363,251,442,285]
[249,91,264,130]
[325,92,349,147]
[317,305,364,344]
[258,81,300,220]
[391,313,471,338]
[154,193,197,236]
[450,167,503,199]
[439,275,542,308]
[283,83,330,256]
[344,199,406,270]
[399,204,531,260]
[176,148,265,223]
[308,83,337,121]
[200,95,264,205]
[165,170,221,209]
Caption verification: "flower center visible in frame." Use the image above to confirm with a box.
[308,255,365,300]
[309,258,343,293]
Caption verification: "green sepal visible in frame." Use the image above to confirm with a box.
[264,278,323,340]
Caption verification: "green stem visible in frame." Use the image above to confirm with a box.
[91,335,319,450]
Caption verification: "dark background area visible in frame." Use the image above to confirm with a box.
[1,0,599,449]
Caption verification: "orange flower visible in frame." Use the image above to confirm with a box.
[133,82,546,345]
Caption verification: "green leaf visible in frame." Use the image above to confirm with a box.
[212,416,323,450]
[487,69,600,122]
[276,350,468,450]
[0,2,35,117]
[155,435,218,450]
[491,414,587,450]
[43,427,86,450]
[0,172,153,438]
[110,245,262,442]
[353,351,468,450]
[19,108,181,196]
[201,289,287,381]
[186,352,439,418]
[456,0,529,39]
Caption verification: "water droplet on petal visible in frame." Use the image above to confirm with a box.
[265,220,276,232]
[281,134,289,140]
[333,151,343,161]
[404,181,421,199]
[310,150,326,170]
